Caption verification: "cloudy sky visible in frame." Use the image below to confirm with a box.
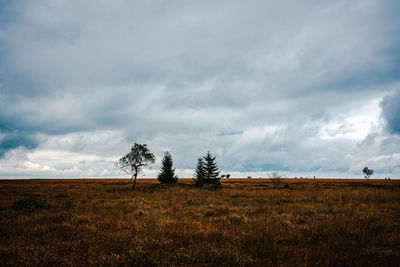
[1,0,400,179]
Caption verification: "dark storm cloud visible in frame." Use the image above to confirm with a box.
[0,106,37,158]
[0,131,38,157]
[381,90,400,135]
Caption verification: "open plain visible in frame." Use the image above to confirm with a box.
[1,178,399,266]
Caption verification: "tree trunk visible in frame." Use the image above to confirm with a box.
[132,173,138,190]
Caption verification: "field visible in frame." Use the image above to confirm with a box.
[1,178,399,266]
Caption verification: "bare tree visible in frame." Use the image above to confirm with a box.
[269,171,282,189]
[115,143,155,190]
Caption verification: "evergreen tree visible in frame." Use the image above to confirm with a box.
[157,151,178,184]
[193,157,206,187]
[193,151,221,188]
[203,151,221,187]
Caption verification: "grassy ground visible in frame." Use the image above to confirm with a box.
[1,178,399,266]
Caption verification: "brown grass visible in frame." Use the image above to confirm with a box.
[1,178,399,266]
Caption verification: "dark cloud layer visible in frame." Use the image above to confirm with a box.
[0,131,38,158]
[381,90,400,135]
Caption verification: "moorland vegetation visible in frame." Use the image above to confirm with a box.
[1,178,399,266]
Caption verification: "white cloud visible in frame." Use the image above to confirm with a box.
[319,98,381,141]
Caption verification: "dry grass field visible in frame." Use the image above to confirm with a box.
[1,178,399,266]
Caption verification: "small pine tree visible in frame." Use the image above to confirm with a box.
[204,151,220,180]
[194,151,221,188]
[193,157,206,187]
[157,152,178,184]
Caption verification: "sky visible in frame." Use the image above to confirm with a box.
[1,0,400,179]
